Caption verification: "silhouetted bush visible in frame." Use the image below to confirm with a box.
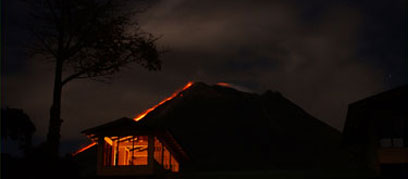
[2,143,80,179]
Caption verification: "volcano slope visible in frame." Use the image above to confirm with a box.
[136,82,349,172]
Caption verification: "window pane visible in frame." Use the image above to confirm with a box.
[380,138,392,148]
[163,146,170,170]
[104,136,148,166]
[171,155,179,172]
[154,137,163,164]
[103,137,114,166]
[393,138,404,148]
[130,136,148,165]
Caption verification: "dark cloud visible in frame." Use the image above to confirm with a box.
[139,0,386,128]
[2,0,406,154]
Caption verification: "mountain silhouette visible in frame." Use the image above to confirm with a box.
[128,82,348,171]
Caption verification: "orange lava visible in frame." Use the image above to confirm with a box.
[216,82,231,87]
[72,142,97,156]
[133,82,194,122]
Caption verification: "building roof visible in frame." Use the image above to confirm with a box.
[349,84,408,110]
[82,117,150,137]
[342,84,408,145]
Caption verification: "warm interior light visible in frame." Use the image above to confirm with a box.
[133,81,194,121]
[103,136,149,166]
[153,137,179,172]
[104,137,113,145]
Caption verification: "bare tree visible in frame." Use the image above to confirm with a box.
[26,0,161,155]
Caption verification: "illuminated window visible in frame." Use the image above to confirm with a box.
[102,135,180,172]
[103,137,114,166]
[153,137,180,172]
[163,146,171,170]
[103,136,148,166]
[170,155,179,172]
[154,137,163,164]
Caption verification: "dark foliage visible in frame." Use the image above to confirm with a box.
[1,152,80,179]
[1,107,36,152]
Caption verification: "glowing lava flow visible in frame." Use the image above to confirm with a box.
[216,82,231,87]
[72,142,96,156]
[133,81,194,121]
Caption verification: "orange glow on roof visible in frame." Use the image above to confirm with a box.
[133,82,194,122]
[216,82,231,87]
[72,142,96,156]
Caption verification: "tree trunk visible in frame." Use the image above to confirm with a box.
[46,58,64,156]
[47,7,66,155]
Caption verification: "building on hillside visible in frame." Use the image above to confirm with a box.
[342,85,408,178]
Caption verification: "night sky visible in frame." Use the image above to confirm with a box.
[2,0,407,155]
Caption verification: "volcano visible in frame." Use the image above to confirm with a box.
[78,82,350,174]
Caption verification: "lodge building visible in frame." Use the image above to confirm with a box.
[80,117,188,176]
[342,85,408,177]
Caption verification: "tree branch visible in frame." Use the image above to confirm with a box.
[61,51,135,87]
[61,70,87,86]
[30,29,58,58]
[45,0,60,27]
